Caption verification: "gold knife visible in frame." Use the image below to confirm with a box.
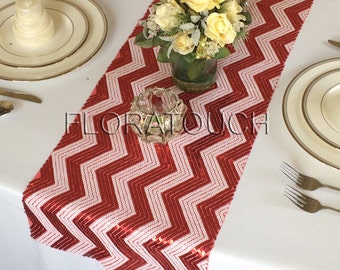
[0,88,42,103]
[328,39,340,48]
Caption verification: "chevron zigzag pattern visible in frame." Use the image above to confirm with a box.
[23,0,314,269]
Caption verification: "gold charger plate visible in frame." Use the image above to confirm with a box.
[283,58,340,170]
[0,0,107,81]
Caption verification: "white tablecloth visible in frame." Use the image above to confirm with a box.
[1,0,340,269]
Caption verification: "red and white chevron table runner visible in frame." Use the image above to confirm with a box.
[23,0,314,269]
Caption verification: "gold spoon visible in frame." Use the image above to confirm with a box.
[0,101,14,116]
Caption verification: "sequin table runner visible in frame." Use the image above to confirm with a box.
[23,0,313,269]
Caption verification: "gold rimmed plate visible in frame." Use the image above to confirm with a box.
[283,58,340,170]
[302,69,340,149]
[0,0,89,67]
[0,0,107,81]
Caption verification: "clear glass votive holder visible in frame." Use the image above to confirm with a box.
[129,87,187,144]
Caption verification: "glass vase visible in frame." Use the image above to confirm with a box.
[172,58,217,93]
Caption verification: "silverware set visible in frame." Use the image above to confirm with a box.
[281,162,340,213]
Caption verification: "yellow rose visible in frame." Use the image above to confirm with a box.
[180,0,210,13]
[173,34,195,55]
[155,0,184,31]
[207,0,225,10]
[222,0,246,31]
[205,12,236,46]
[223,0,243,19]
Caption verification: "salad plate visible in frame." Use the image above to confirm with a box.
[302,69,340,148]
[283,58,340,169]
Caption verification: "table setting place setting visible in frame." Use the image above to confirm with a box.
[0,0,340,269]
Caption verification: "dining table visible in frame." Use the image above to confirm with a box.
[1,0,340,269]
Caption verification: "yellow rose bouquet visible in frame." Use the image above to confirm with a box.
[135,0,251,91]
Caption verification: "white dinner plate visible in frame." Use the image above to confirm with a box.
[283,58,340,169]
[302,69,340,148]
[0,0,89,67]
[0,0,107,81]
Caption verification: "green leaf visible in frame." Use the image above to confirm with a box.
[187,60,209,81]
[159,37,174,48]
[215,47,230,60]
[242,12,252,25]
[157,46,172,62]
[183,53,196,63]
[134,33,154,48]
[169,51,182,63]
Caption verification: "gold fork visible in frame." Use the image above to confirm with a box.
[280,162,340,191]
[284,186,340,213]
